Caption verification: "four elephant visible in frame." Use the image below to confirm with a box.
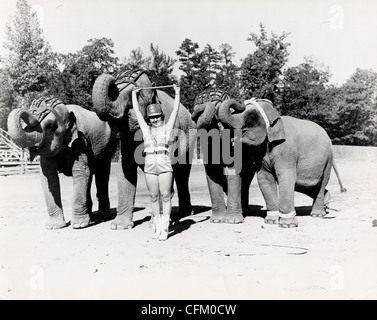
[6,71,346,232]
[7,97,117,229]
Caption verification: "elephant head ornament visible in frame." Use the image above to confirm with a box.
[7,97,117,229]
[92,70,197,229]
[218,98,286,145]
[8,98,72,160]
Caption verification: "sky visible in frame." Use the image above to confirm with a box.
[0,0,376,85]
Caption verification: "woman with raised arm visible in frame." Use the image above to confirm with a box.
[132,84,180,241]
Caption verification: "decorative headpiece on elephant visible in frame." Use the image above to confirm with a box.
[191,89,257,224]
[217,97,347,228]
[92,70,197,230]
[7,97,118,229]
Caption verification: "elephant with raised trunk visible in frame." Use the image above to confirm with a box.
[92,70,197,230]
[7,98,117,229]
[218,97,347,228]
[191,90,256,223]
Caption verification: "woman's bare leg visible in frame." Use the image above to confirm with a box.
[145,173,161,239]
[158,172,174,240]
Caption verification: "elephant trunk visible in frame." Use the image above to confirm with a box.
[199,102,219,129]
[191,104,206,122]
[92,73,126,121]
[218,99,246,129]
[7,108,44,148]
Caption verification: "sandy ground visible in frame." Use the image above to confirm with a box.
[0,157,377,300]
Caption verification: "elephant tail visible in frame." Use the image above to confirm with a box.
[332,160,347,193]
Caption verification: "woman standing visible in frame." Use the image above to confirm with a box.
[132,85,180,240]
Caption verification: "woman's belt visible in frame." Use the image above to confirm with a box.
[143,149,169,155]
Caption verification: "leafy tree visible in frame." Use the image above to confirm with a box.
[335,68,377,145]
[0,68,16,130]
[200,44,222,87]
[117,44,177,96]
[279,57,335,125]
[176,40,226,110]
[176,38,201,110]
[240,23,290,103]
[146,44,177,96]
[59,37,119,108]
[1,0,60,108]
[214,43,241,99]
[119,48,151,75]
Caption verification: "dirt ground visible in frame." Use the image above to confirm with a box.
[0,157,377,300]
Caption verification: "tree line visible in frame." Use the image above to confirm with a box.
[1,0,376,146]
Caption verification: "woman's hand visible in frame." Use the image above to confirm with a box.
[173,84,180,96]
[132,88,142,97]
[132,88,142,112]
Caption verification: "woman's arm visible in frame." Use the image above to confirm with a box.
[165,84,180,133]
[132,88,149,133]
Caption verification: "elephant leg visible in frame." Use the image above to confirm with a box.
[171,163,193,221]
[205,164,227,223]
[310,159,332,217]
[257,169,279,224]
[71,153,91,229]
[111,142,137,230]
[225,169,244,223]
[241,168,255,215]
[275,168,298,228]
[40,158,68,230]
[86,174,93,216]
[94,159,111,220]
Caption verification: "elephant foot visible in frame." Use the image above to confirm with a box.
[71,214,90,229]
[45,214,69,230]
[110,214,134,230]
[225,213,244,224]
[209,208,227,223]
[279,216,298,228]
[310,212,327,218]
[310,207,327,218]
[264,211,279,224]
[265,216,279,224]
[210,215,225,223]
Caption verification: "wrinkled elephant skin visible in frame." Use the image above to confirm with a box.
[7,98,117,229]
[218,98,346,228]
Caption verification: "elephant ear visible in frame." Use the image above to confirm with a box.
[65,112,78,147]
[258,100,285,143]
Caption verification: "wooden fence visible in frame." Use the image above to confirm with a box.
[0,128,40,176]
[333,145,377,160]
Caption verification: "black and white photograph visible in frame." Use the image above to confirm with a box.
[0,0,377,303]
